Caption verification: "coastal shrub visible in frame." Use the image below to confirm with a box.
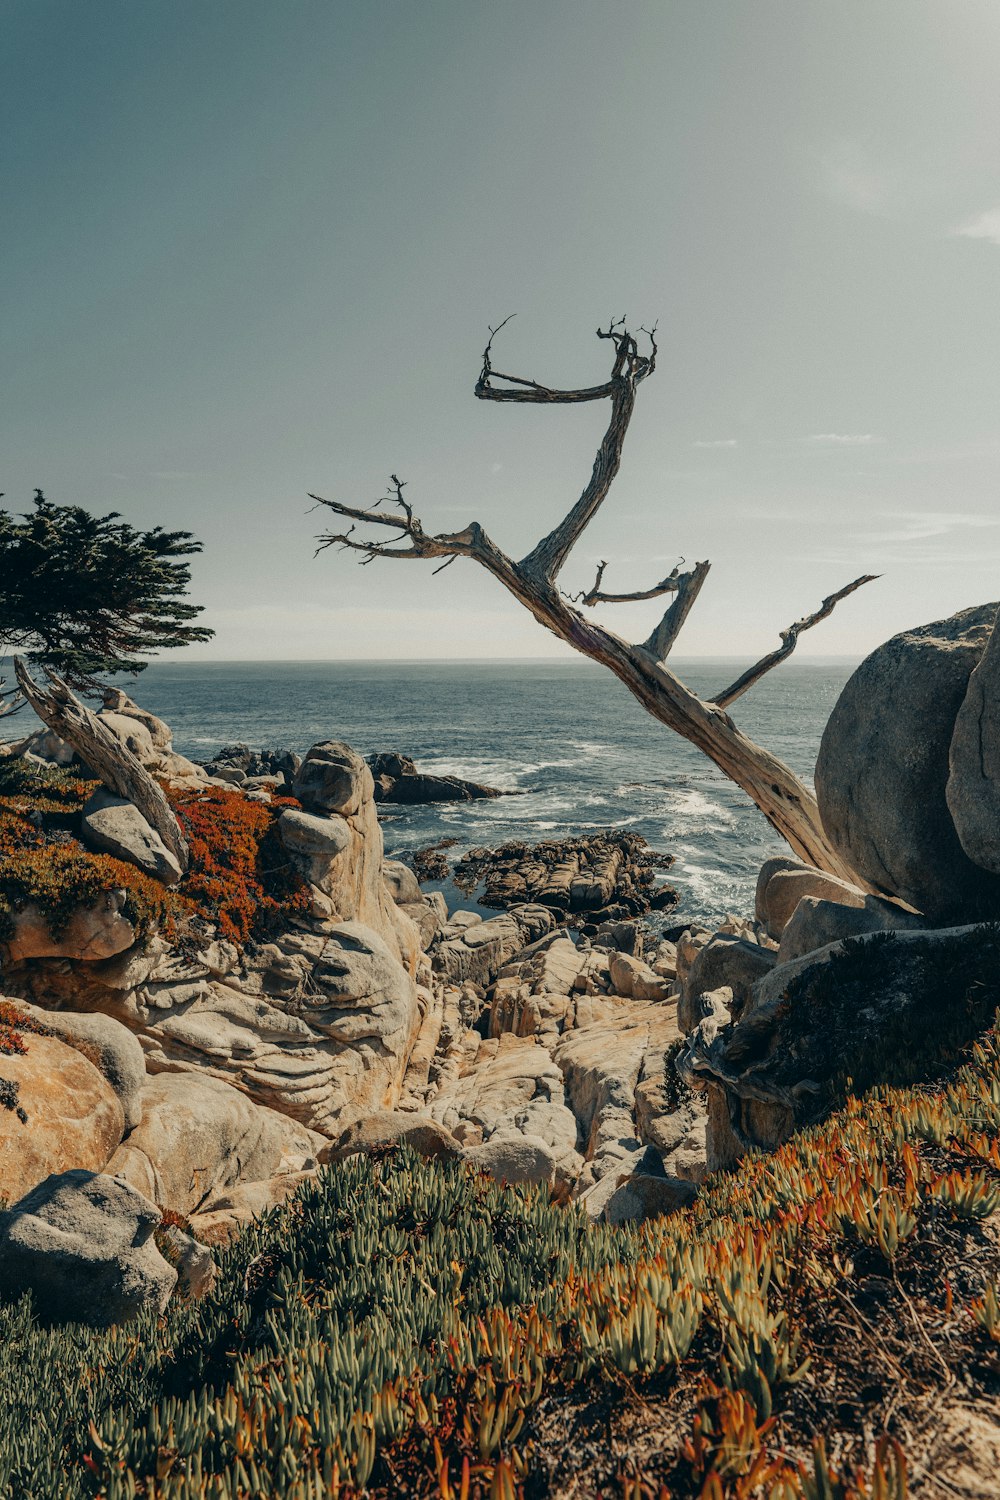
[0,758,176,944]
[0,756,97,819]
[169,786,312,945]
[2,1015,999,1496]
[0,759,310,950]
[769,923,1000,1116]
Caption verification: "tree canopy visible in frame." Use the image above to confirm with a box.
[0,490,213,693]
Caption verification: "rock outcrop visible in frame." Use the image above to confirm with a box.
[19,1004,147,1131]
[288,742,421,971]
[679,924,1000,1170]
[72,922,422,1139]
[367,752,505,804]
[0,1170,176,1327]
[453,832,677,923]
[678,934,775,1033]
[776,891,925,964]
[2,890,136,964]
[816,604,1000,920]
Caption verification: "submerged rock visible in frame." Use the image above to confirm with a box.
[368,752,506,804]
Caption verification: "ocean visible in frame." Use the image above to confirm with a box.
[64,657,857,924]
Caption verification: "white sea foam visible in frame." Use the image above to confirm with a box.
[661,787,736,833]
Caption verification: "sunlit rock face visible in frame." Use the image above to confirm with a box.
[816,603,1000,922]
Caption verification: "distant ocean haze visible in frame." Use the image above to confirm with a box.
[11,658,859,922]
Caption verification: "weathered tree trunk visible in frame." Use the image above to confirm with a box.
[14,659,189,872]
[312,321,877,886]
[458,557,863,881]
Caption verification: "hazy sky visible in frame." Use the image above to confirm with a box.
[3,2,999,662]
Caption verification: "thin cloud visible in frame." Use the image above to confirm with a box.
[804,433,880,446]
[819,140,894,218]
[693,438,737,449]
[864,511,1000,545]
[952,207,1000,247]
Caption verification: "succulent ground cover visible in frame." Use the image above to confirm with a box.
[2,1013,1000,1498]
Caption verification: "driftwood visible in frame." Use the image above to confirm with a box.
[14,659,189,871]
[312,320,877,881]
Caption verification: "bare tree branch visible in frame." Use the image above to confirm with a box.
[312,323,879,884]
[641,560,712,661]
[712,574,880,708]
[13,659,189,872]
[572,559,685,607]
[501,324,658,583]
[0,677,24,718]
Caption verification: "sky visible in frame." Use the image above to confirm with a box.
[3,1,1000,662]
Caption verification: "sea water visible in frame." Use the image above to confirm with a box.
[104,657,856,923]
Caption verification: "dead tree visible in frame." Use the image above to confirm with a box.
[312,320,877,881]
[0,677,22,718]
[14,659,189,872]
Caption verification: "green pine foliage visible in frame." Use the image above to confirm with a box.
[0,491,213,691]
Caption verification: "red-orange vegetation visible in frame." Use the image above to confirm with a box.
[169,786,311,945]
[0,1000,50,1074]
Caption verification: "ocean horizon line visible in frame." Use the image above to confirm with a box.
[123,653,865,668]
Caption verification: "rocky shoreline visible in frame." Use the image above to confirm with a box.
[1,604,1000,1493]
[1,603,1000,1309]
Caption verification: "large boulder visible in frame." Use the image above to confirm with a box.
[816,604,1000,921]
[382,859,423,906]
[2,890,136,964]
[679,924,1000,1169]
[106,1071,322,1215]
[602,1171,697,1225]
[0,1170,176,1326]
[95,711,157,765]
[20,1004,147,1131]
[464,1132,557,1188]
[187,1170,315,1246]
[293,741,374,817]
[760,867,865,940]
[100,689,173,750]
[776,892,925,964]
[608,952,671,1003]
[80,788,183,886]
[322,1110,463,1163]
[754,856,808,924]
[0,1030,125,1202]
[947,610,1000,874]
